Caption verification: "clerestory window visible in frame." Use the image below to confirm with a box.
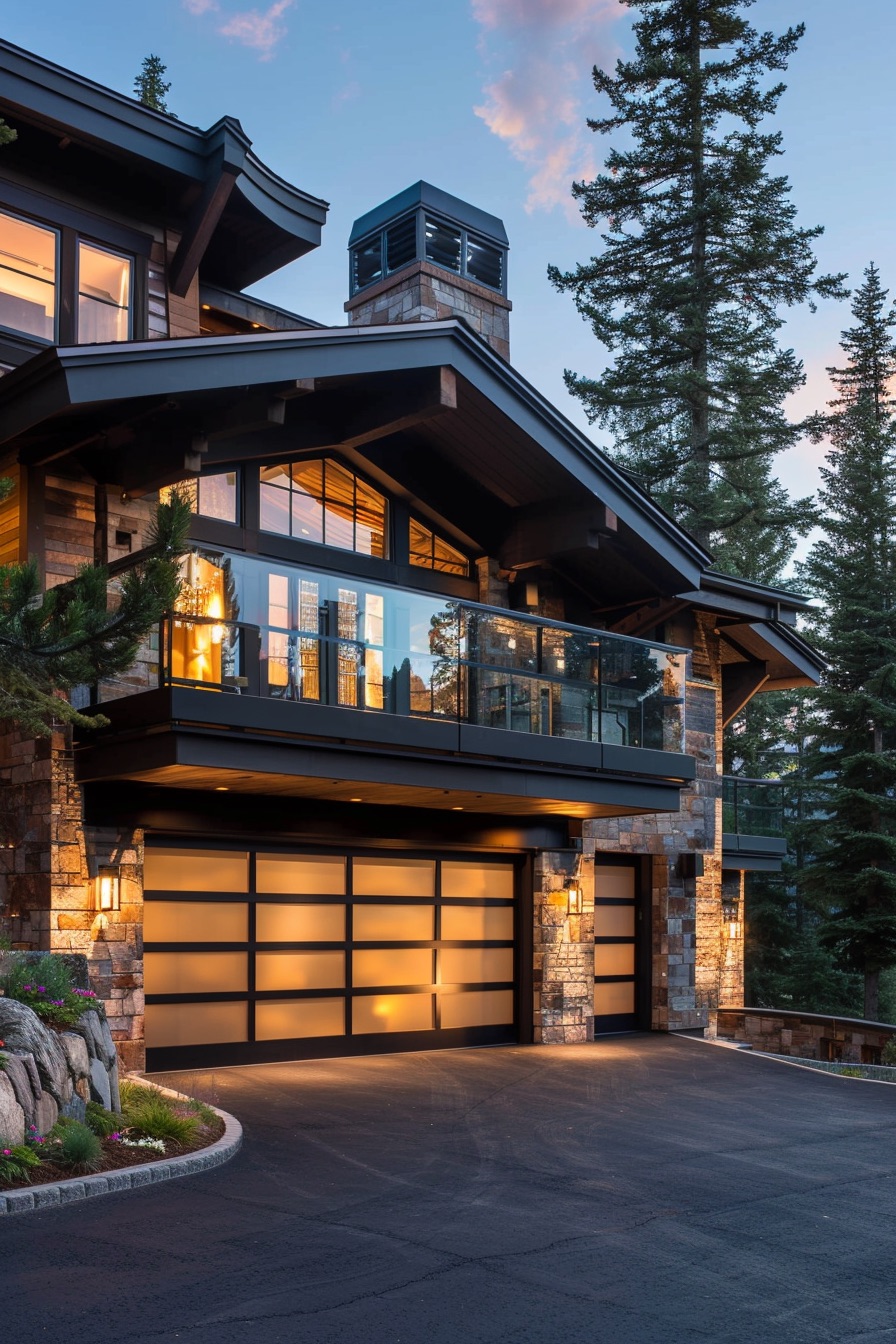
[409,518,470,577]
[259,458,387,559]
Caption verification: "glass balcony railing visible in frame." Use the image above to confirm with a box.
[722,776,785,837]
[127,549,688,753]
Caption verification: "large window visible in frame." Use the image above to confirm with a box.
[0,207,134,347]
[160,472,239,524]
[259,458,387,558]
[77,241,131,342]
[0,211,57,340]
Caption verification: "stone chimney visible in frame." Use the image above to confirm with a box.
[345,182,511,360]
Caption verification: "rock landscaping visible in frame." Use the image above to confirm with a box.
[0,952,226,1195]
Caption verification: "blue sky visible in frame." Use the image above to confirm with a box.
[3,0,895,544]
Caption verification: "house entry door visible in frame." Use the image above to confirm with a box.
[593,862,640,1033]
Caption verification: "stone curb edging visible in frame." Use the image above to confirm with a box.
[0,1076,242,1216]
[682,1032,896,1085]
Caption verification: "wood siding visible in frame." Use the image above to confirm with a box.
[0,458,24,565]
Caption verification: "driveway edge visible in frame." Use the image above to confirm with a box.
[682,1032,896,1085]
[0,1077,242,1216]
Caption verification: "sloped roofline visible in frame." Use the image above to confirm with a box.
[0,38,328,286]
[0,318,712,586]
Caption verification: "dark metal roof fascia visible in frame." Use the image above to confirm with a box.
[754,621,826,679]
[0,39,328,227]
[349,181,508,248]
[0,320,709,583]
[199,283,326,330]
[701,568,813,611]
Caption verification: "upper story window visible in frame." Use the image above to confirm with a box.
[260,458,387,559]
[0,207,133,347]
[0,211,57,341]
[78,241,132,343]
[409,518,470,577]
[160,472,239,524]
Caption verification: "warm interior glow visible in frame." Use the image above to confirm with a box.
[0,210,56,340]
[144,848,249,893]
[441,862,514,900]
[353,993,434,1034]
[169,554,228,687]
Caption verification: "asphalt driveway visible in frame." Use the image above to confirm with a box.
[4,1035,896,1344]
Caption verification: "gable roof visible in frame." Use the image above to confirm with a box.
[0,318,712,591]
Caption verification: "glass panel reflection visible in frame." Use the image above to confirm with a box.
[154,549,686,753]
[353,993,434,1034]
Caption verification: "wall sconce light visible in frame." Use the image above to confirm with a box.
[721,892,739,937]
[566,879,584,916]
[94,865,121,913]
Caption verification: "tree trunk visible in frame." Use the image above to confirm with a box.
[865,968,880,1022]
[688,10,710,549]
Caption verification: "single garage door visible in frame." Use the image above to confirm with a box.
[143,842,519,1069]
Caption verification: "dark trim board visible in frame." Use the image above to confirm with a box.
[146,1024,517,1073]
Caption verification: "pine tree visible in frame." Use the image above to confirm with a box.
[799,264,896,1021]
[0,490,191,736]
[549,0,844,569]
[134,55,172,115]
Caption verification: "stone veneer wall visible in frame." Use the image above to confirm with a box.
[345,260,511,361]
[714,1008,896,1063]
[529,615,744,1041]
[0,466,153,1071]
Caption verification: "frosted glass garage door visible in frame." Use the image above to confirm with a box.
[143,845,517,1065]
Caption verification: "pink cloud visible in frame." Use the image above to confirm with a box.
[218,0,293,59]
[472,0,621,216]
[332,80,361,110]
[183,0,219,14]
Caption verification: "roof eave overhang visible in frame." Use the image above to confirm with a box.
[721,620,824,689]
[0,40,328,288]
[0,321,711,589]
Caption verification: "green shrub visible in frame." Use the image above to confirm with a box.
[85,1101,124,1138]
[121,1087,199,1146]
[0,1142,41,1184]
[881,1038,896,1066]
[56,1120,103,1173]
[187,1097,218,1126]
[0,955,100,1029]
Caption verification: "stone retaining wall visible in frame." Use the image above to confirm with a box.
[713,1007,896,1064]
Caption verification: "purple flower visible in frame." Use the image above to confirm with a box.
[2,1149,10,1157]
[109,1132,121,1143]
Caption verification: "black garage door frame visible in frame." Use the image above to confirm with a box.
[143,836,532,1071]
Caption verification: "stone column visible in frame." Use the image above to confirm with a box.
[533,849,595,1044]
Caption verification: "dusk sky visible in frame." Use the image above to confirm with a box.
[3,0,895,563]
